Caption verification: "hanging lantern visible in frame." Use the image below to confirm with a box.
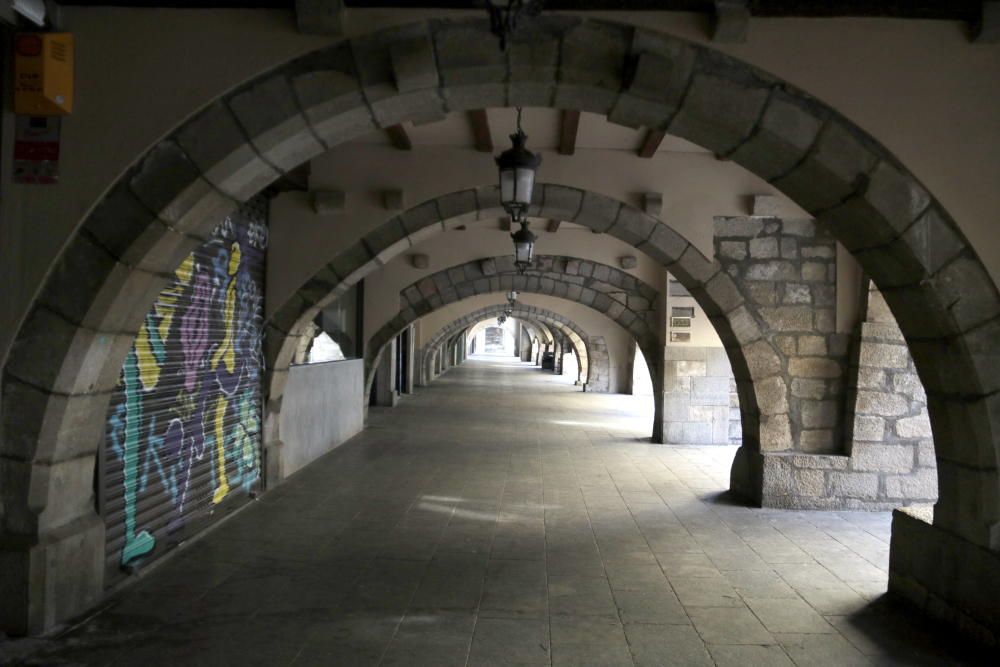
[507,289,518,305]
[496,107,541,223]
[511,220,536,274]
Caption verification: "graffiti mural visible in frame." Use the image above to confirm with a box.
[102,200,267,573]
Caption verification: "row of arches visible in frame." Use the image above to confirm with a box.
[1,15,997,637]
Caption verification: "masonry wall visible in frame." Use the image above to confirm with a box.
[662,347,738,445]
[715,216,851,456]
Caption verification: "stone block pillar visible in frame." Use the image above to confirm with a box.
[842,284,937,504]
[0,445,106,636]
[373,342,398,407]
[713,217,851,506]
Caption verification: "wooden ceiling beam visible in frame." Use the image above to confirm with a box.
[468,110,494,153]
[386,124,412,150]
[638,128,667,158]
[558,110,581,156]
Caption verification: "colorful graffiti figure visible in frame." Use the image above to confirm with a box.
[106,215,267,566]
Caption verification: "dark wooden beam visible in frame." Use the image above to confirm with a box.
[558,110,581,156]
[638,128,667,158]
[386,124,412,150]
[468,110,494,153]
[547,219,561,233]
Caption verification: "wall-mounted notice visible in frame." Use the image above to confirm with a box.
[670,317,691,328]
[13,115,60,184]
[670,332,691,343]
[671,306,695,318]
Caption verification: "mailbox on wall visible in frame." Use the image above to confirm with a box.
[14,33,74,116]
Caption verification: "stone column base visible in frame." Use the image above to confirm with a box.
[889,507,1000,647]
[0,512,105,636]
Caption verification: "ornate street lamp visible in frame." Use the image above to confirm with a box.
[486,0,545,52]
[507,289,518,305]
[511,220,536,274]
[496,107,541,224]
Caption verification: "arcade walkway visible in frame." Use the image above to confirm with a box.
[1,358,986,665]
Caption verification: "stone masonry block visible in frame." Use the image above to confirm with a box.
[801,399,838,429]
[292,61,374,148]
[828,471,879,498]
[730,90,823,181]
[668,70,770,156]
[896,411,933,439]
[789,357,842,379]
[856,390,910,417]
[175,101,279,200]
[852,443,915,474]
[390,34,439,93]
[773,121,879,213]
[639,225,688,266]
[715,217,764,238]
[506,17,562,106]
[859,343,910,369]
[609,205,656,246]
[758,306,813,332]
[781,283,812,304]
[575,191,620,233]
[228,75,324,171]
[748,237,779,259]
[555,21,631,114]
[744,260,799,282]
[854,415,886,441]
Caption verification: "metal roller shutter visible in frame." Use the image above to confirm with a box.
[100,197,267,583]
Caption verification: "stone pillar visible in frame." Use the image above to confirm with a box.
[404,326,416,394]
[713,217,850,506]
[587,337,611,393]
[890,507,1000,645]
[0,488,105,635]
[842,283,936,504]
[373,341,398,407]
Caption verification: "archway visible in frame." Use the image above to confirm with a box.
[2,15,997,635]
[421,304,606,391]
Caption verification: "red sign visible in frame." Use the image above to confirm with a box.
[13,115,60,184]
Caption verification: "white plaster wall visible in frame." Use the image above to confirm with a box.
[279,359,364,477]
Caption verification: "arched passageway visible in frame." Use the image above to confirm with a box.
[0,15,996,641]
[419,304,611,392]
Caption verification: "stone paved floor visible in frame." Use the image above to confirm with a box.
[2,356,990,665]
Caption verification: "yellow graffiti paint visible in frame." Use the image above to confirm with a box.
[133,324,160,390]
[212,394,230,504]
[210,243,240,374]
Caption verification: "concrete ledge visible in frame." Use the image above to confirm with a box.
[889,507,1000,647]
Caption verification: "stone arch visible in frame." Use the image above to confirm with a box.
[422,305,603,390]
[364,255,663,402]
[3,15,999,633]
